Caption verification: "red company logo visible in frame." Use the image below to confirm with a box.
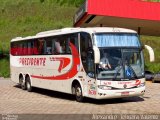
[135,80,141,86]
[50,57,70,73]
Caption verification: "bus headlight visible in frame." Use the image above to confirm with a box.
[98,85,112,90]
[137,83,145,88]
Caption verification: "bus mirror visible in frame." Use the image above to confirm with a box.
[93,46,100,63]
[144,45,155,62]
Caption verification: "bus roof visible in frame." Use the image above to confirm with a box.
[11,27,137,42]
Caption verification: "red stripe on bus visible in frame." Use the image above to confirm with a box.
[52,57,71,73]
[31,43,80,80]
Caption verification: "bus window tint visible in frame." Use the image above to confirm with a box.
[52,33,79,55]
[10,33,79,56]
[37,39,45,55]
[80,32,94,77]
[54,40,62,54]
[45,38,52,55]
[51,35,71,55]
[28,41,34,55]
[60,38,66,54]
[69,33,79,54]
[11,42,18,55]
[33,40,39,55]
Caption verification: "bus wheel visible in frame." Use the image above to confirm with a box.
[75,84,83,102]
[26,77,32,92]
[19,77,26,90]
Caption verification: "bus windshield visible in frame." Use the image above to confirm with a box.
[94,33,144,80]
[94,33,141,47]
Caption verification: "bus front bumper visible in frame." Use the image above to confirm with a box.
[96,86,145,99]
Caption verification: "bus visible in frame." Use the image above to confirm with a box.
[10,27,145,102]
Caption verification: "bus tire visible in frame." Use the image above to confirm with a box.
[19,76,26,90]
[26,77,32,92]
[75,83,84,102]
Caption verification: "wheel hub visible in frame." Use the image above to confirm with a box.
[76,87,82,96]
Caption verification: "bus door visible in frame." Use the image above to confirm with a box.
[80,32,96,97]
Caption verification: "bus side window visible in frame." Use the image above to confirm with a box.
[69,33,79,54]
[19,42,23,55]
[53,35,72,55]
[52,40,56,54]
[38,39,45,55]
[60,35,71,54]
[66,38,71,54]
[30,41,35,55]
[51,34,79,55]
[28,41,34,55]
[55,40,62,54]
[33,40,39,55]
[11,42,18,56]
[23,42,28,55]
[45,38,52,55]
[60,39,66,54]
[64,34,78,54]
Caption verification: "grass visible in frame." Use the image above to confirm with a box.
[0,0,77,52]
[0,0,77,77]
[0,0,160,77]
[141,36,160,72]
[0,57,10,78]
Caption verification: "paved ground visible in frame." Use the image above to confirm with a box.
[0,79,160,119]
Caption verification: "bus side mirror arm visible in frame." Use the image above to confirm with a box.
[93,46,100,63]
[144,45,155,62]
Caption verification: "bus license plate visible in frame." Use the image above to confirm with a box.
[121,92,129,96]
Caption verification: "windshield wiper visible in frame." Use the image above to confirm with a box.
[113,59,138,80]
[113,66,122,81]
[113,60,123,81]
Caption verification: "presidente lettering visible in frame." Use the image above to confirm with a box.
[19,57,46,66]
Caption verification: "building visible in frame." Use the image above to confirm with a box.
[74,0,160,36]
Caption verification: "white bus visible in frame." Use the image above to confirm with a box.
[10,27,145,102]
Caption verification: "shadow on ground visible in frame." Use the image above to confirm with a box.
[14,85,144,105]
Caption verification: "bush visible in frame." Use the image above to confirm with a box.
[0,58,10,78]
[0,51,3,57]
[40,0,45,3]
[145,62,160,73]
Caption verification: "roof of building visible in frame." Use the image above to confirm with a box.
[74,0,160,36]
